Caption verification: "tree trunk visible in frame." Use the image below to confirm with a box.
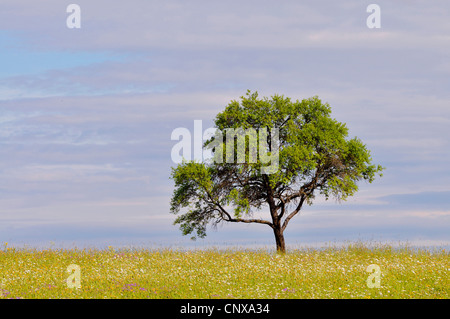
[273,226,286,253]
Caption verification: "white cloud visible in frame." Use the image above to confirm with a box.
[1,1,448,52]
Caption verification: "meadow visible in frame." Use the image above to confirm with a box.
[0,242,448,299]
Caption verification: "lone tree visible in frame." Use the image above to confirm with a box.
[170,91,383,253]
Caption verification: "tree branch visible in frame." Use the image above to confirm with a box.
[279,115,291,128]
[263,173,279,226]
[277,200,286,220]
[228,217,274,228]
[281,194,306,232]
[195,176,273,228]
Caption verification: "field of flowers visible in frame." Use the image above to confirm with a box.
[0,242,448,299]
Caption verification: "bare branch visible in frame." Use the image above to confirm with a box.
[228,217,273,228]
[281,194,306,232]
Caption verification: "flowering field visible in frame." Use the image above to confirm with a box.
[0,243,448,299]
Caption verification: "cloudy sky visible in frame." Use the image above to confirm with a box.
[1,0,449,250]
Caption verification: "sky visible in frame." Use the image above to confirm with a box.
[0,0,449,250]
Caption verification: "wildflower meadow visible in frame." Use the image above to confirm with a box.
[0,242,448,299]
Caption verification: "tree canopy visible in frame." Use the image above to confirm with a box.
[170,91,383,252]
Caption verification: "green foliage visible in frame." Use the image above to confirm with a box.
[170,161,214,239]
[170,91,384,243]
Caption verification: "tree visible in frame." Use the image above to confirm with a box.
[170,91,383,253]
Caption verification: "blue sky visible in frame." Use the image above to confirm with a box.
[0,32,120,77]
[1,0,449,250]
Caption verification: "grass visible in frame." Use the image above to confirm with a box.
[0,242,448,299]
